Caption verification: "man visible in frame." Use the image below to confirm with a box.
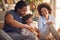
[3,1,36,40]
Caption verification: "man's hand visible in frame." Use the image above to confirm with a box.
[24,24,34,32]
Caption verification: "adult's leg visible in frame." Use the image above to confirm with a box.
[0,29,13,40]
[39,27,50,40]
[7,32,36,40]
[49,24,60,40]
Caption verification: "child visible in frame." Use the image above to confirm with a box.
[21,14,40,40]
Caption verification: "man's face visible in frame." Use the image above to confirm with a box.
[18,6,27,16]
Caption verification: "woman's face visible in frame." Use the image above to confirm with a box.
[41,8,49,17]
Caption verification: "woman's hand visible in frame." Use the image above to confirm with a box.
[46,21,54,25]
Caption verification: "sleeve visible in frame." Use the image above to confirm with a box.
[38,18,44,33]
[5,10,14,17]
[38,18,43,30]
[38,18,48,33]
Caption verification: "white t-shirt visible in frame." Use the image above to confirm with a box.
[21,21,38,35]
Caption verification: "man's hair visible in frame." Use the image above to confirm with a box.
[15,1,28,12]
[37,3,52,16]
[22,14,33,23]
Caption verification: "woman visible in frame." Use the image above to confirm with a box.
[37,3,60,40]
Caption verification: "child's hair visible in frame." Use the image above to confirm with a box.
[22,14,33,24]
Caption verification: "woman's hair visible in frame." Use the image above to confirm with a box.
[15,1,28,12]
[22,14,33,24]
[37,3,52,16]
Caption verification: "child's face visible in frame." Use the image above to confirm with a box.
[26,17,33,23]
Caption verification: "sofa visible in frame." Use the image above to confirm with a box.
[0,11,13,40]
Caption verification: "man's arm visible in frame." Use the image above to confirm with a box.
[5,13,35,32]
[5,13,25,28]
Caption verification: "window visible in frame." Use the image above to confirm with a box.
[56,0,60,30]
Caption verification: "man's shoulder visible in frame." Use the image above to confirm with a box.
[6,10,15,15]
[7,10,15,13]
[5,10,15,17]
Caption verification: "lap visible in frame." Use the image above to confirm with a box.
[7,32,36,40]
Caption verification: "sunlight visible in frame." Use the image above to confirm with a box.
[56,0,60,30]
[43,0,50,3]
